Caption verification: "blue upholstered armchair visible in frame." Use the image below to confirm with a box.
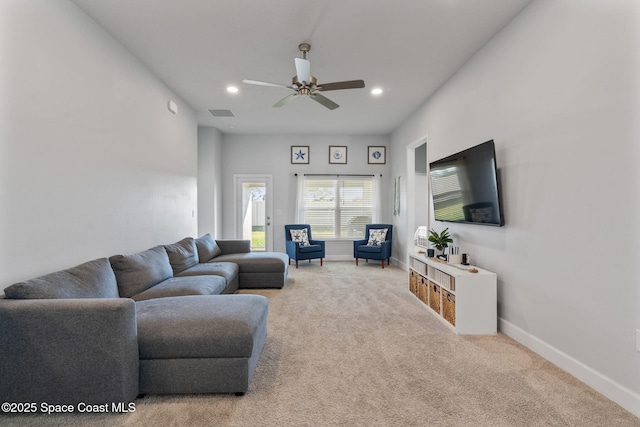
[284,224,325,268]
[353,224,393,268]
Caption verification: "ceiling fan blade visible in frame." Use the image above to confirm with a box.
[242,79,291,89]
[317,80,365,91]
[294,58,311,84]
[273,93,299,108]
[310,92,339,110]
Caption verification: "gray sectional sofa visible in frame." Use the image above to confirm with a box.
[0,234,289,407]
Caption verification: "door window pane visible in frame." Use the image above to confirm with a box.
[242,182,266,251]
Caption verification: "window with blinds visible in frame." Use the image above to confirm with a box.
[300,177,375,239]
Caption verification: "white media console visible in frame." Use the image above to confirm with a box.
[409,252,497,334]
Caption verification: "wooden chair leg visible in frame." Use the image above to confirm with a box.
[355,258,358,266]
[295,260,299,269]
[320,258,323,266]
[381,260,385,269]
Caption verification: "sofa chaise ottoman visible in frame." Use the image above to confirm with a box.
[136,295,268,395]
[194,235,290,289]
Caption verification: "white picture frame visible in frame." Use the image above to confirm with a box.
[291,146,310,164]
[368,146,386,164]
[329,146,347,164]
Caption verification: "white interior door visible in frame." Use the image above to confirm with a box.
[234,174,273,252]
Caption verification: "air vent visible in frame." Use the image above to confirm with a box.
[208,109,235,117]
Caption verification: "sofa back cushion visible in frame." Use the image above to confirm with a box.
[109,246,173,298]
[163,237,199,274]
[3,258,119,299]
[194,233,222,263]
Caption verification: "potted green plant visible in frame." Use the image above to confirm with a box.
[428,228,453,255]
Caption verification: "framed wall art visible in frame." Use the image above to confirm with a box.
[368,146,386,164]
[291,146,310,164]
[329,146,347,164]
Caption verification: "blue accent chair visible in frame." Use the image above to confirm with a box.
[353,224,393,268]
[284,224,325,268]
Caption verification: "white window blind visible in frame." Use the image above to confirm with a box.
[297,176,378,239]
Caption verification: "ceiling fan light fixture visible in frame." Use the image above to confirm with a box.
[227,86,239,93]
[371,88,383,95]
[243,42,365,110]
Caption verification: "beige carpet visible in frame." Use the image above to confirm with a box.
[4,261,639,426]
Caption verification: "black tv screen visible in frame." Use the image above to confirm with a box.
[429,140,504,226]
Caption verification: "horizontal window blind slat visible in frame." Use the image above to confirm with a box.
[301,177,375,239]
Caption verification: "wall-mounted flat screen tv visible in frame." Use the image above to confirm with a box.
[429,140,504,226]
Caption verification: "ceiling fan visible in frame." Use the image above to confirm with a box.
[242,43,365,110]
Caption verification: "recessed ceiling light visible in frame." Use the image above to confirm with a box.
[227,86,239,93]
[371,88,383,95]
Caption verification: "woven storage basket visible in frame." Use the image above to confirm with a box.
[428,282,441,314]
[442,289,456,326]
[418,277,429,304]
[409,270,417,295]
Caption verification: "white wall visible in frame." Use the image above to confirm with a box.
[211,134,391,256]
[0,0,198,286]
[391,0,640,416]
[198,127,223,237]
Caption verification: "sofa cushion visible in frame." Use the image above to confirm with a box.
[213,252,287,274]
[194,234,223,263]
[131,276,227,301]
[163,238,199,274]
[357,244,382,253]
[109,246,173,298]
[299,244,323,253]
[3,258,119,299]
[136,295,269,359]
[175,262,239,284]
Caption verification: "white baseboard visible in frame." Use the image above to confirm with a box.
[391,256,406,270]
[325,255,355,261]
[499,318,640,418]
[324,255,405,267]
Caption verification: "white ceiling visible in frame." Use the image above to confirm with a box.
[71,0,533,135]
